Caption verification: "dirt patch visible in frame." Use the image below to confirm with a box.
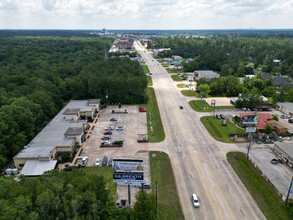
[205,97,233,106]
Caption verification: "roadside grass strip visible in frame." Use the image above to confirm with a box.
[147,76,153,86]
[149,151,184,220]
[200,116,245,143]
[82,166,117,196]
[177,84,186,88]
[189,100,236,112]
[171,75,182,81]
[227,152,293,220]
[140,87,165,142]
[166,68,178,73]
[180,90,200,97]
[142,64,150,74]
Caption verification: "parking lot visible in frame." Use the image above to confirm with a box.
[80,105,150,206]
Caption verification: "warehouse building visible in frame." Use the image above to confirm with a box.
[194,70,220,80]
[14,99,100,176]
[276,102,293,116]
[273,142,293,167]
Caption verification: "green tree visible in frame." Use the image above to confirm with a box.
[272,115,279,121]
[197,84,211,97]
[264,123,274,135]
[134,190,157,220]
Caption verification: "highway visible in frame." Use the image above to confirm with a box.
[134,41,266,220]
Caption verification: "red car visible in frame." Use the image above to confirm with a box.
[104,131,112,135]
[139,107,147,112]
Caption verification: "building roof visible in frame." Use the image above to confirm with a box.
[194,70,220,79]
[20,160,57,176]
[14,100,91,159]
[63,108,80,115]
[88,99,100,105]
[116,41,130,45]
[277,102,293,111]
[239,112,271,130]
[261,72,273,79]
[267,120,287,131]
[273,76,289,85]
[64,127,84,136]
[274,142,293,159]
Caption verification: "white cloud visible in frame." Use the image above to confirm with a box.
[0,0,292,29]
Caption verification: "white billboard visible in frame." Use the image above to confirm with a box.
[113,173,144,185]
[113,159,143,173]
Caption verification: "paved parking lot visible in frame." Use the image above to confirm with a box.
[80,105,150,206]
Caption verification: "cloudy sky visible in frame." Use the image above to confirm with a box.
[0,0,292,29]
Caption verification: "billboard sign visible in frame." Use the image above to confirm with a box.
[242,115,260,125]
[113,159,144,173]
[113,172,144,185]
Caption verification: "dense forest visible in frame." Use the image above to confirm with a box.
[0,170,157,220]
[151,36,293,76]
[0,34,147,169]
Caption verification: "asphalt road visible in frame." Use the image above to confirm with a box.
[134,41,266,220]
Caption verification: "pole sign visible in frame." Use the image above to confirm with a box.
[113,172,144,185]
[246,127,256,133]
[113,159,144,173]
[242,115,260,125]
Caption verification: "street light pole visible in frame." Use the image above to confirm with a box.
[285,176,293,205]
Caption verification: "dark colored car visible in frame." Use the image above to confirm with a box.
[220,114,225,119]
[180,106,183,109]
[102,156,108,166]
[104,131,112,135]
[271,158,280,164]
[110,118,118,121]
[216,114,221,119]
[139,182,151,189]
[108,158,113,166]
[101,135,111,140]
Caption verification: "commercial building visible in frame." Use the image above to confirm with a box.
[273,142,293,167]
[267,120,288,134]
[194,70,220,80]
[239,112,271,130]
[14,99,100,176]
[172,55,182,61]
[116,41,131,49]
[276,102,293,116]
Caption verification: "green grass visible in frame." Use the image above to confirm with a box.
[177,84,186,88]
[140,87,165,142]
[189,100,236,112]
[157,59,163,63]
[171,75,182,81]
[147,76,153,86]
[227,152,293,220]
[162,63,169,67]
[149,151,184,220]
[181,90,200,97]
[200,116,246,142]
[82,166,117,196]
[142,64,150,74]
[166,68,178,73]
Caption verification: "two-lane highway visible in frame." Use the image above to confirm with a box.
[134,41,266,220]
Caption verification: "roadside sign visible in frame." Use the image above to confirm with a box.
[246,127,256,133]
[113,159,143,173]
[113,172,144,185]
[242,115,260,125]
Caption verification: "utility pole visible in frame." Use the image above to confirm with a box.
[106,89,108,106]
[128,184,131,206]
[247,132,252,158]
[285,176,293,205]
[156,181,158,209]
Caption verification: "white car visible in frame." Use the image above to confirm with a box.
[105,126,114,130]
[95,158,100,166]
[81,157,88,167]
[116,126,124,131]
[230,114,235,119]
[192,193,200,208]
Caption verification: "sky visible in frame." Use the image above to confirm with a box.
[0,0,293,29]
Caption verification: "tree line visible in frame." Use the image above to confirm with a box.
[0,35,147,169]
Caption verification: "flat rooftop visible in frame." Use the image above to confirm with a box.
[278,102,293,111]
[275,142,293,159]
[14,100,92,159]
[194,70,220,78]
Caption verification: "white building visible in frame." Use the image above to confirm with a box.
[276,102,293,116]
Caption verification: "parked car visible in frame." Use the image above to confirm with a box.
[116,126,124,131]
[271,158,280,164]
[139,182,151,189]
[289,118,293,124]
[242,107,247,111]
[108,158,113,166]
[149,73,152,75]
[102,141,111,146]
[95,158,100,166]
[191,193,200,208]
[104,131,112,135]
[110,118,118,121]
[105,126,114,130]
[179,106,183,109]
[230,114,235,119]
[101,135,111,140]
[281,115,289,119]
[220,114,225,119]
[81,157,88,167]
[102,156,108,166]
[139,107,147,112]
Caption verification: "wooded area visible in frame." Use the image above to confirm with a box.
[0,34,147,169]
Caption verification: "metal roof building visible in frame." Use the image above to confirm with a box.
[20,160,58,177]
[276,102,293,116]
[194,70,220,79]
[273,142,293,166]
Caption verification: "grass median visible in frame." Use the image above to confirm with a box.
[227,152,293,220]
[177,83,186,88]
[181,90,200,97]
[200,116,245,142]
[166,68,178,73]
[140,87,165,142]
[171,75,182,81]
[189,100,236,112]
[149,151,184,220]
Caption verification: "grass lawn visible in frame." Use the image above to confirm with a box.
[189,100,236,112]
[181,90,200,97]
[147,76,153,86]
[171,75,182,81]
[177,83,186,88]
[227,152,293,220]
[149,151,184,220]
[140,87,165,142]
[200,116,246,142]
[142,64,150,74]
[166,68,178,73]
[82,166,117,196]
[162,63,169,67]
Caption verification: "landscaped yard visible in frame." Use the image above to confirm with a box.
[140,87,165,142]
[82,166,117,196]
[200,116,245,142]
[177,83,186,88]
[189,100,236,112]
[227,152,293,220]
[171,75,182,81]
[181,90,200,97]
[142,64,150,74]
[149,151,184,220]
